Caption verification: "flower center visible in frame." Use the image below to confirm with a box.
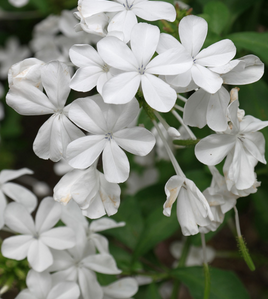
[122,0,133,10]
[102,63,110,73]
[105,132,113,141]
[138,64,146,75]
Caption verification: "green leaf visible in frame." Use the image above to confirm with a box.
[133,205,179,260]
[203,1,230,35]
[105,196,144,250]
[172,266,250,299]
[145,283,162,299]
[252,189,268,241]
[227,32,268,65]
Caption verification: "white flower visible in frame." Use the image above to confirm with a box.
[0,168,37,230]
[67,96,156,183]
[98,23,192,112]
[60,199,125,252]
[49,229,121,299]
[213,54,264,85]
[69,43,115,94]
[78,0,176,42]
[157,15,236,93]
[8,0,29,7]
[183,86,230,131]
[164,175,214,236]
[1,197,76,272]
[195,100,268,190]
[0,37,30,79]
[16,270,80,299]
[54,166,122,218]
[102,278,139,299]
[8,58,45,89]
[170,241,215,266]
[6,61,84,162]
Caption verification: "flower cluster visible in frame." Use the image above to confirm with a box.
[1,0,268,297]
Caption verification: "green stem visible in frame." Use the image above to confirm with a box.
[203,263,210,299]
[171,237,191,299]
[237,236,255,271]
[173,139,200,146]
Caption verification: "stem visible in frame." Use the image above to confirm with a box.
[171,109,197,140]
[174,104,184,112]
[233,206,241,237]
[152,119,185,178]
[171,237,191,299]
[177,94,187,103]
[201,233,210,299]
[154,111,171,132]
[234,207,255,271]
[0,10,43,20]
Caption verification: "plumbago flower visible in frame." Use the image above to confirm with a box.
[0,168,37,230]
[6,61,84,162]
[77,0,176,42]
[54,165,122,218]
[15,270,80,299]
[157,15,236,93]
[102,278,138,299]
[49,228,121,299]
[69,43,117,94]
[1,198,76,272]
[97,22,192,112]
[195,99,268,190]
[183,55,264,132]
[60,199,125,252]
[66,95,156,183]
[164,175,214,236]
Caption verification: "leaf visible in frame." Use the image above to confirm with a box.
[133,205,179,260]
[238,79,268,155]
[145,283,162,299]
[172,266,250,299]
[252,189,268,241]
[203,1,230,35]
[105,196,144,250]
[227,32,268,65]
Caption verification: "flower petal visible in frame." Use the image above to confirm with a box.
[69,44,104,68]
[102,139,130,183]
[67,135,106,169]
[28,240,53,272]
[40,227,76,249]
[179,15,207,57]
[2,182,37,213]
[4,202,35,234]
[102,72,141,104]
[98,36,138,71]
[35,197,62,233]
[183,88,210,129]
[102,278,138,298]
[195,39,236,67]
[114,127,155,156]
[132,1,176,22]
[0,168,33,184]
[78,268,103,299]
[6,81,54,115]
[130,23,160,66]
[1,235,33,260]
[83,253,121,274]
[191,64,223,93]
[47,282,80,299]
[195,134,236,165]
[41,61,70,109]
[108,10,137,43]
[26,270,51,299]
[141,73,176,112]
